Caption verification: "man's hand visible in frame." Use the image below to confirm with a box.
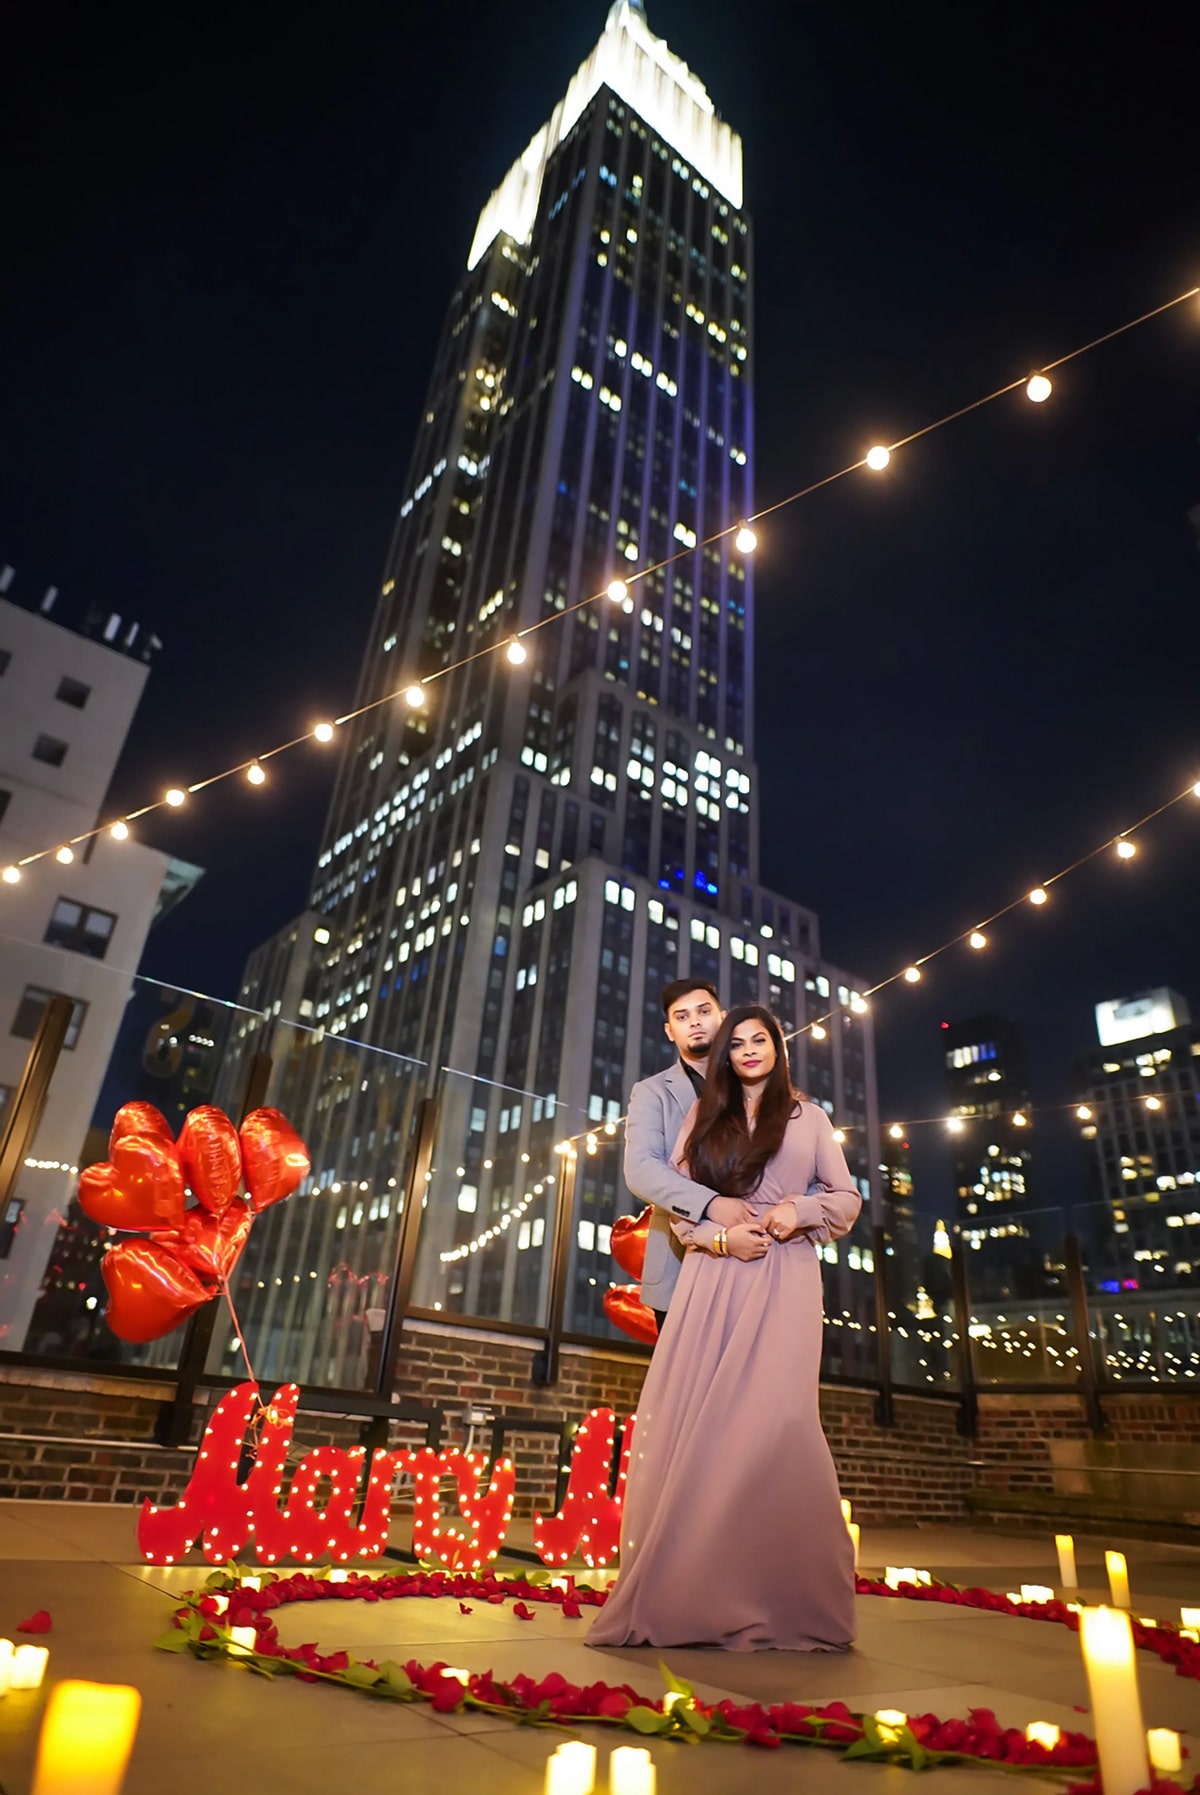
[726,1222,771,1262]
[762,1201,802,1243]
[705,1195,755,1228]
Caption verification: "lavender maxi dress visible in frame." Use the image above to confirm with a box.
[588,1102,862,1652]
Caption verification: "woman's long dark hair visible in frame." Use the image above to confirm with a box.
[684,1004,802,1196]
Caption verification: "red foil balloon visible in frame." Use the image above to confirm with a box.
[109,1100,174,1156]
[603,1282,659,1346]
[178,1106,243,1216]
[610,1205,651,1280]
[157,1204,252,1284]
[78,1135,186,1232]
[239,1108,310,1212]
[102,1240,212,1342]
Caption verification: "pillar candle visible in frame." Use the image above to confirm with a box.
[239,1576,261,1592]
[1024,1721,1060,1747]
[1147,1729,1182,1775]
[227,1628,256,1657]
[609,1746,655,1795]
[0,1639,13,1696]
[874,1709,906,1743]
[543,1741,596,1795]
[1020,1585,1054,1604]
[1180,1606,1200,1629]
[328,1569,348,1583]
[840,1499,852,1524]
[32,1681,141,1795]
[1105,1550,1131,1609]
[1078,1607,1149,1795]
[11,1646,49,1689]
[848,1523,860,1570]
[1055,1533,1077,1588]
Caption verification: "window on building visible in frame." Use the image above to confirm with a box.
[44,897,117,960]
[32,734,68,768]
[55,676,91,710]
[11,986,87,1050]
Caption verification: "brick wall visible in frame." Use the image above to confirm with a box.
[970,1391,1200,1495]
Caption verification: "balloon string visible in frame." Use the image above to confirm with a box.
[221,1278,257,1391]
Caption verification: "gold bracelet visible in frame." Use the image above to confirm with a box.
[715,1228,728,1257]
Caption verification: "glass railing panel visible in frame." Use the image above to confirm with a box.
[961,1206,1077,1385]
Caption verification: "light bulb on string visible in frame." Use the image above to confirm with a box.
[404,685,426,709]
[606,578,629,603]
[165,787,187,808]
[810,1023,827,1041]
[55,846,75,865]
[313,721,335,743]
[946,1117,965,1134]
[2,865,21,885]
[1192,781,1200,799]
[903,966,922,984]
[505,638,527,665]
[968,930,988,950]
[1012,1112,1029,1128]
[1025,374,1053,403]
[734,523,758,554]
[1115,837,1136,860]
[1076,1106,1093,1122]
[888,1124,905,1141]
[246,763,267,786]
[832,1129,847,1145]
[1029,887,1048,906]
[1146,1095,1163,1111]
[110,821,130,841]
[865,445,891,471]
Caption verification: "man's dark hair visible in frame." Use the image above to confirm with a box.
[661,978,721,1020]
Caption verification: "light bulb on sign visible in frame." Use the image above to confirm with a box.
[313,721,335,742]
[1026,374,1053,403]
[734,524,757,554]
[505,638,527,665]
[865,445,891,471]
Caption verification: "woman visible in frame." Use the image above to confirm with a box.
[587,1003,861,1652]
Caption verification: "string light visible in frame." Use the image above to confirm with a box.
[888,1124,905,1140]
[810,1023,827,1040]
[1076,1106,1093,1122]
[110,821,129,841]
[946,1118,965,1134]
[1012,1112,1029,1128]
[903,966,922,984]
[505,638,527,665]
[1026,374,1053,403]
[246,763,267,786]
[734,523,758,553]
[1029,886,1049,906]
[968,930,988,950]
[55,846,74,865]
[3,283,1196,885]
[1115,837,1137,860]
[1,866,19,884]
[1146,1096,1163,1112]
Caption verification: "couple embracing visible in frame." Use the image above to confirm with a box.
[587,980,861,1654]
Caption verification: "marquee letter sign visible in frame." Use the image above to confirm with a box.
[137,1383,634,1569]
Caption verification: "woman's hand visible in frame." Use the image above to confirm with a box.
[762,1201,802,1243]
[705,1195,755,1228]
[725,1222,771,1261]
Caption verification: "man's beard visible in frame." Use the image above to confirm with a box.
[681,1037,713,1061]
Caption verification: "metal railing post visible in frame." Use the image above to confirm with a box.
[532,1145,576,1387]
[0,993,74,1210]
[871,1222,895,1428]
[1064,1230,1106,1436]
[949,1239,979,1437]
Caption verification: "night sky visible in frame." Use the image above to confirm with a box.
[3,0,1198,1217]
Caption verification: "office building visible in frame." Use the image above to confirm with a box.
[942,1014,1037,1283]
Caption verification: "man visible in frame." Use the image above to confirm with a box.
[623,978,757,1334]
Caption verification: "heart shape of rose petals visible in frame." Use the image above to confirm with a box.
[103,1240,212,1342]
[178,1106,243,1216]
[79,1134,186,1232]
[240,1108,311,1212]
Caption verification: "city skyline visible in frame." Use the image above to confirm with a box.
[2,0,1198,1222]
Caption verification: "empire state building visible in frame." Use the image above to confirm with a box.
[225,0,881,1382]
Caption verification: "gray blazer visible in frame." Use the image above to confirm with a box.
[623,1061,719,1312]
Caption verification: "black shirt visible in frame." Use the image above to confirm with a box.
[680,1059,707,1102]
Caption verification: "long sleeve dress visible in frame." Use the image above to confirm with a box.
[587,1101,861,1652]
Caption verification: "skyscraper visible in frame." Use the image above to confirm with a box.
[226,1,880,1381]
[942,1013,1039,1295]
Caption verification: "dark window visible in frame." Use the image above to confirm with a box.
[55,676,91,710]
[12,986,87,1049]
[44,897,117,959]
[0,649,10,676]
[32,734,68,768]
[0,789,9,828]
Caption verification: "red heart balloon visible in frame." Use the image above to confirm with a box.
[178,1106,243,1216]
[102,1240,212,1342]
[156,1204,252,1284]
[239,1108,310,1212]
[78,1135,186,1232]
[603,1283,659,1346]
[611,1205,652,1281]
[109,1100,175,1156]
